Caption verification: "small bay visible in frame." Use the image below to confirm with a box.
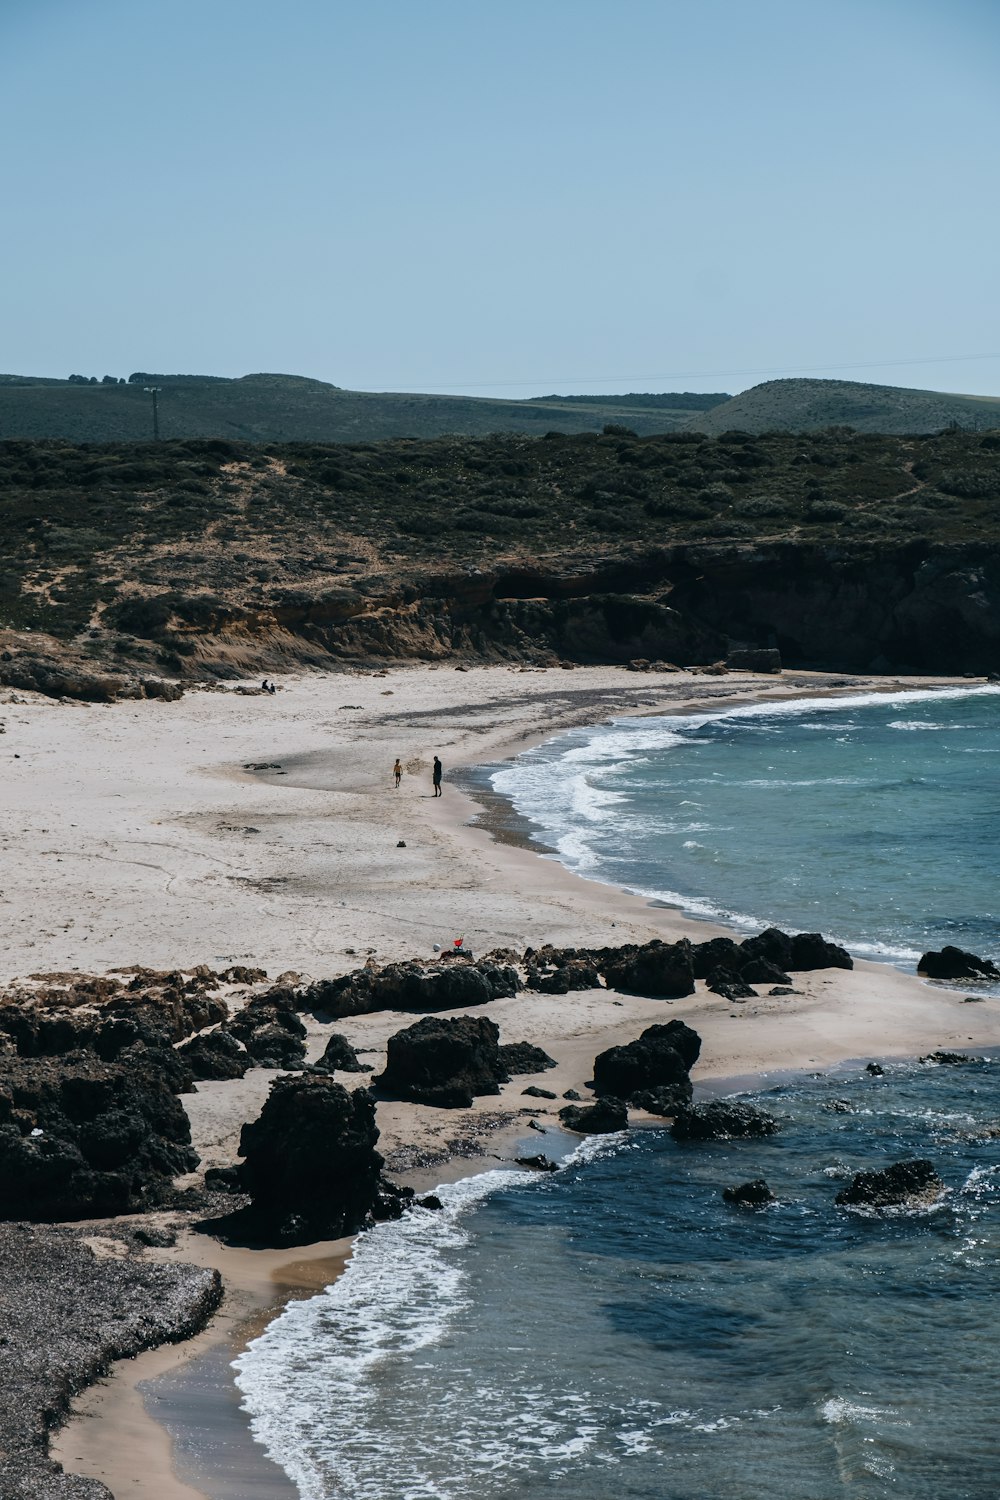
[233,684,1000,1499]
[490,684,1000,965]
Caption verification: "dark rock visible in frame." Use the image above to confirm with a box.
[602,939,695,999]
[558,1097,628,1134]
[917,945,1000,981]
[515,1153,559,1172]
[768,986,800,996]
[592,1019,701,1102]
[373,1015,507,1108]
[920,1051,974,1066]
[222,965,268,984]
[562,1088,582,1100]
[736,927,795,972]
[237,1075,385,1241]
[370,1178,416,1222]
[865,1062,885,1076]
[706,966,756,1000]
[177,1030,248,1081]
[228,999,307,1041]
[630,1084,691,1116]
[835,1158,944,1208]
[670,1100,780,1142]
[102,986,230,1042]
[691,937,743,979]
[239,1024,307,1070]
[722,1178,775,1206]
[525,958,601,994]
[521,1086,557,1099]
[738,927,852,973]
[307,958,521,1018]
[788,932,853,971]
[498,1041,557,1075]
[314,1032,371,1073]
[0,1053,198,1221]
[204,1165,242,1192]
[726,647,782,673]
[218,995,307,1071]
[131,1223,178,1248]
[418,1194,443,1209]
[740,957,793,986]
[527,1118,546,1132]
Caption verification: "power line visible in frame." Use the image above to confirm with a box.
[403,350,1000,392]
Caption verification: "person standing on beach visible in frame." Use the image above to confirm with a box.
[432,756,443,796]
[393,758,402,788]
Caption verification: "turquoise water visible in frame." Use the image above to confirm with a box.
[234,1060,1000,1500]
[491,685,1000,965]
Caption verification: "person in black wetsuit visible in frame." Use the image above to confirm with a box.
[432,756,443,796]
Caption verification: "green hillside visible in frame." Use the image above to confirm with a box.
[688,378,1000,435]
[0,373,730,444]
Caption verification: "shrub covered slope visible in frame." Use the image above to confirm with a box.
[0,425,998,679]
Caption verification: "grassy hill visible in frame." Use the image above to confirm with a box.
[687,378,1000,435]
[0,373,730,444]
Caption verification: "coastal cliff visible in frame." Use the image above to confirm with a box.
[0,427,997,690]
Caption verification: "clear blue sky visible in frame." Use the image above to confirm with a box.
[2,0,998,399]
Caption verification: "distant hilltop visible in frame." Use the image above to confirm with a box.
[0,372,730,444]
[686,377,1000,436]
[0,371,996,443]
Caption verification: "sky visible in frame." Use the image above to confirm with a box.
[2,0,999,400]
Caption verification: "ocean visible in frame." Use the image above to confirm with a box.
[233,686,1000,1498]
[488,683,1000,966]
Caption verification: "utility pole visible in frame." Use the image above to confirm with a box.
[143,385,162,440]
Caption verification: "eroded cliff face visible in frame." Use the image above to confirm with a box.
[661,541,1000,673]
[89,540,1000,677]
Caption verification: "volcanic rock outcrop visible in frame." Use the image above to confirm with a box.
[917,946,1000,981]
[692,928,852,977]
[592,1019,701,1111]
[177,1029,249,1081]
[225,994,307,1069]
[236,1075,390,1242]
[0,1053,198,1221]
[835,1158,943,1209]
[722,1178,776,1206]
[314,1031,371,1073]
[670,1100,780,1142]
[306,957,520,1019]
[558,1097,629,1134]
[374,1015,508,1108]
[602,939,696,999]
[498,1041,557,1075]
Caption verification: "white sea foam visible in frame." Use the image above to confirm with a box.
[562,1129,629,1167]
[489,682,998,970]
[820,1397,908,1428]
[888,719,965,731]
[233,1168,527,1498]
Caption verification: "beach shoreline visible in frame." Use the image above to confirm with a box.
[9,662,991,1499]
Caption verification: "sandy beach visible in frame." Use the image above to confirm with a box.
[1,662,993,1498]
